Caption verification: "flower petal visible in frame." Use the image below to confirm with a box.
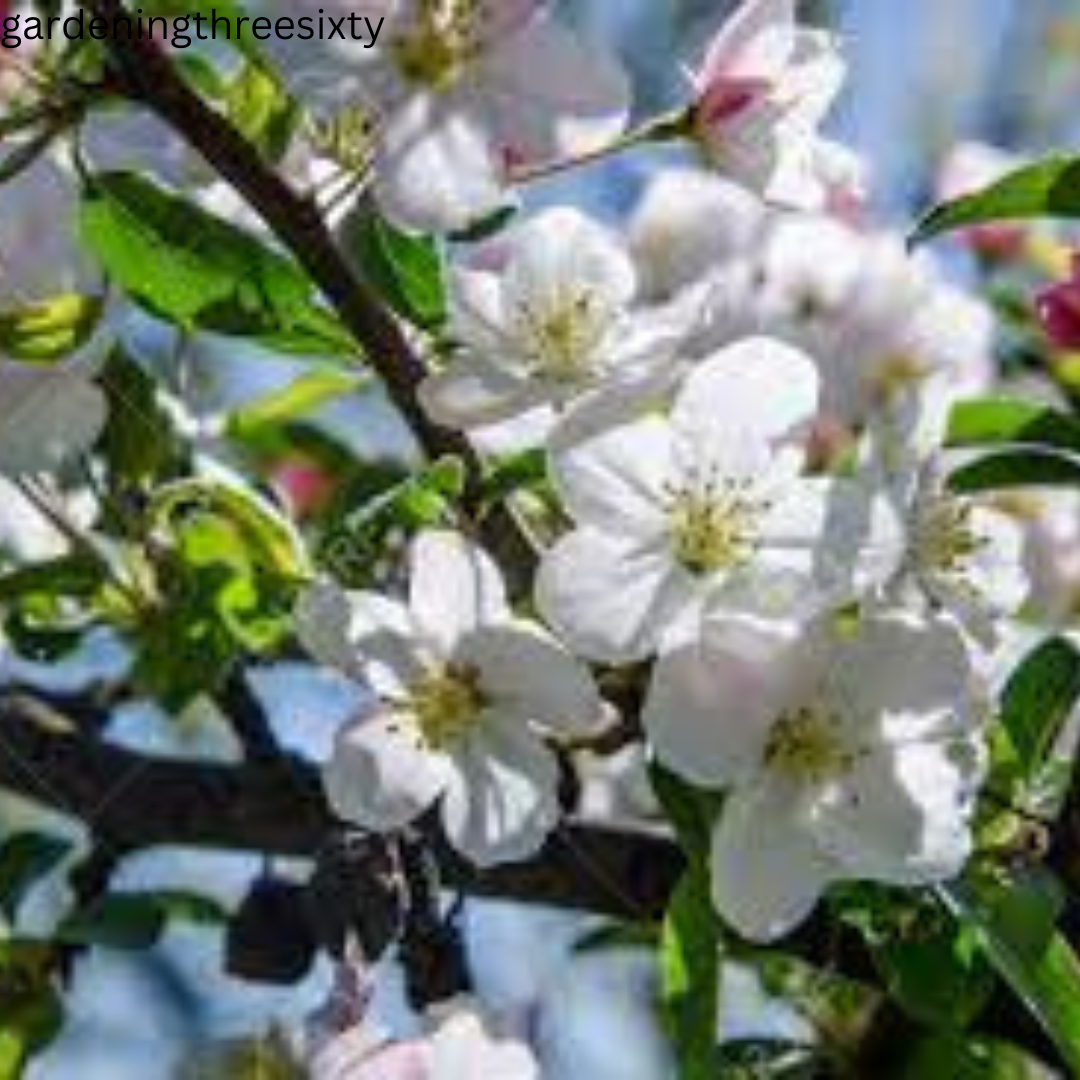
[440,714,561,867]
[826,611,977,745]
[643,622,800,788]
[810,741,976,885]
[296,583,422,697]
[711,775,837,942]
[473,10,631,160]
[698,0,796,87]
[460,623,603,737]
[374,97,509,234]
[548,413,672,537]
[428,1001,541,1080]
[671,337,819,477]
[536,528,691,664]
[502,208,636,323]
[324,712,449,832]
[410,531,509,655]
[420,359,545,429]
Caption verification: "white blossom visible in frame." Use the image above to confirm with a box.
[644,610,985,941]
[745,215,994,425]
[536,338,899,664]
[421,208,691,440]
[295,0,630,234]
[312,991,539,1080]
[868,384,1028,647]
[296,530,603,866]
[688,0,855,210]
[628,169,765,303]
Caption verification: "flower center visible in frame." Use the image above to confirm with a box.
[515,288,610,385]
[408,664,487,750]
[391,0,482,91]
[666,472,765,576]
[914,495,988,581]
[765,706,853,784]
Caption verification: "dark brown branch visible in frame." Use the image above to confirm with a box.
[0,693,682,919]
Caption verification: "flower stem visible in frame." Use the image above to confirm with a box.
[508,108,692,185]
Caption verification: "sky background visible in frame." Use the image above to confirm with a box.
[11,1,1080,1077]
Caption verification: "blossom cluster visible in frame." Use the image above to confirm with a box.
[0,0,1062,995]
[288,0,1037,949]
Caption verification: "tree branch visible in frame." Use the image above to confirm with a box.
[0,692,682,919]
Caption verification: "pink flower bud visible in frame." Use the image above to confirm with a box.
[1038,255,1080,350]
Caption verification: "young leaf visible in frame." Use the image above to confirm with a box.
[0,296,103,362]
[57,890,227,951]
[948,448,1080,493]
[998,637,1080,783]
[940,871,1080,1074]
[948,398,1080,457]
[347,211,447,330]
[912,155,1080,246]
[79,171,354,356]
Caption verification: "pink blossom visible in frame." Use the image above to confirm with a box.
[688,0,852,210]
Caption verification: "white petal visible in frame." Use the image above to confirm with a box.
[459,623,603,737]
[374,97,509,234]
[756,478,903,604]
[962,505,1029,616]
[671,337,819,477]
[324,712,449,832]
[440,714,561,867]
[548,413,672,537]
[428,1001,540,1080]
[643,622,800,788]
[711,775,836,942]
[810,742,975,885]
[0,364,106,475]
[420,359,545,429]
[502,208,636,321]
[535,528,692,664]
[409,531,509,655]
[473,11,630,160]
[826,611,977,745]
[296,583,422,697]
[698,0,796,86]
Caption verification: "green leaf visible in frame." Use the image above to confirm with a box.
[227,369,366,443]
[0,296,103,362]
[912,155,1080,246]
[948,448,1080,493]
[320,458,465,584]
[900,1033,1057,1079]
[660,867,722,1080]
[0,940,62,1080]
[649,762,719,860]
[224,62,298,161]
[347,211,447,329]
[79,171,355,356]
[947,398,1080,456]
[998,637,1080,784]
[57,890,227,951]
[99,348,185,489]
[872,911,995,1031]
[573,921,659,956]
[940,870,1080,1073]
[0,834,72,924]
